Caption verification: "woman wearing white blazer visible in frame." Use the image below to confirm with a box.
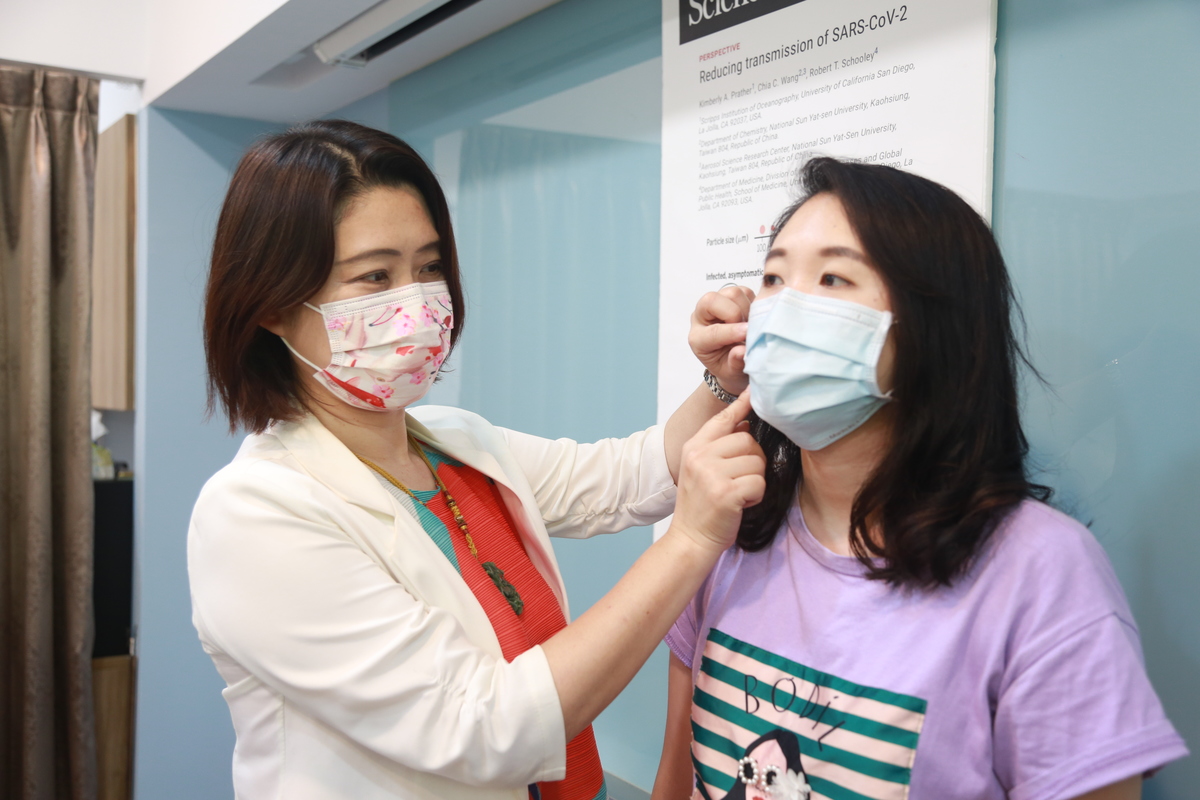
[189,120,764,799]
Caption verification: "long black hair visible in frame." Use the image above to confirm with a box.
[736,157,1051,587]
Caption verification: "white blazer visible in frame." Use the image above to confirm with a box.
[187,406,676,799]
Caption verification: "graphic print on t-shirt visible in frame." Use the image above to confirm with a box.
[691,629,927,800]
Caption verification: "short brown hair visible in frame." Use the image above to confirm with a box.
[204,120,465,433]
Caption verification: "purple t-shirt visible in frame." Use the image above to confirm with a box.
[665,500,1187,800]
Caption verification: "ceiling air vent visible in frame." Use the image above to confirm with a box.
[314,0,488,68]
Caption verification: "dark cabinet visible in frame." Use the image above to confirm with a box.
[93,479,132,657]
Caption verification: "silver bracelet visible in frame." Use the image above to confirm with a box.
[703,369,737,404]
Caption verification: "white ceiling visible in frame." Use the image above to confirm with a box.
[153,0,564,123]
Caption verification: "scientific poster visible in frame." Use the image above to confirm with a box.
[657,0,997,424]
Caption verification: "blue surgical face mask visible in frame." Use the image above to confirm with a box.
[744,288,893,450]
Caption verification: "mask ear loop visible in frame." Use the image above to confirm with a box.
[875,313,897,400]
[280,337,325,374]
[278,302,328,373]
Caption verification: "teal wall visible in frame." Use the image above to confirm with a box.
[454,123,663,784]
[133,108,280,798]
[994,1,1199,794]
[386,0,659,156]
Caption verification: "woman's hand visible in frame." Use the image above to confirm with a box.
[689,285,755,396]
[669,391,766,555]
[545,391,765,740]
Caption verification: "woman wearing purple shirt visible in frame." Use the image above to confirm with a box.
[653,158,1187,800]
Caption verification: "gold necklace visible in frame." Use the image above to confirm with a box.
[356,435,524,615]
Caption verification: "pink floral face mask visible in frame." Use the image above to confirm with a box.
[283,280,453,411]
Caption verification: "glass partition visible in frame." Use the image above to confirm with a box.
[995,2,1200,795]
[383,0,1200,792]
[389,0,668,787]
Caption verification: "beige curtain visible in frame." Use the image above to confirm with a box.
[0,66,99,800]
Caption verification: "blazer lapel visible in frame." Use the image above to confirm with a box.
[272,414,505,656]
[272,414,395,517]
[274,413,570,631]
[406,416,507,487]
